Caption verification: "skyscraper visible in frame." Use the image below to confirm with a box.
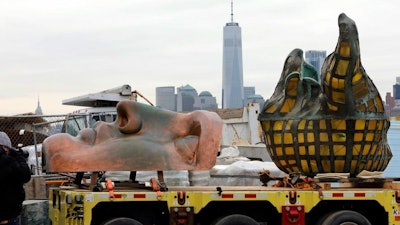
[193,91,218,110]
[305,50,326,81]
[176,85,198,112]
[156,86,176,111]
[243,86,255,100]
[244,86,265,109]
[393,77,400,109]
[35,97,43,115]
[156,85,218,112]
[222,1,244,109]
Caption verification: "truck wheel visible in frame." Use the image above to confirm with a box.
[214,214,258,225]
[320,210,371,225]
[101,217,143,225]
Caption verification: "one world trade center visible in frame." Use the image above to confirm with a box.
[222,1,244,109]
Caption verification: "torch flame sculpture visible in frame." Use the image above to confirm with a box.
[258,13,392,177]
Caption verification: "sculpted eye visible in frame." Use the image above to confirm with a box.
[76,128,96,145]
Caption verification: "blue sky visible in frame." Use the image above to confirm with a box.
[0,0,399,115]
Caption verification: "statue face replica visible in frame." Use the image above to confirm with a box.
[43,101,223,172]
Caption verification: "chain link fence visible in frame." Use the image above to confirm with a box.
[0,114,67,175]
[0,113,116,175]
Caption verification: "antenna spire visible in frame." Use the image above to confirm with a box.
[230,0,234,22]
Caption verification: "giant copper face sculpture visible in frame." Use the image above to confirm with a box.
[258,13,392,177]
[43,101,223,172]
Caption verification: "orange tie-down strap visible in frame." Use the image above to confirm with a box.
[150,177,168,192]
[105,179,115,198]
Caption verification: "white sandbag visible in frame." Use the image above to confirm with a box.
[219,146,240,157]
[210,161,286,186]
[217,146,250,165]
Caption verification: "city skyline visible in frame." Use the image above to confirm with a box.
[0,1,399,115]
[155,84,263,112]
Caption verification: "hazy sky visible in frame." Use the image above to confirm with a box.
[1,0,399,115]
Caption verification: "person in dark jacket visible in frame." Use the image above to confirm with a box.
[0,132,31,225]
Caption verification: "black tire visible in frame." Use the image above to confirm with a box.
[101,217,143,225]
[316,212,333,225]
[214,214,258,225]
[321,210,371,225]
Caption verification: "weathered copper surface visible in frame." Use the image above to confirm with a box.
[258,13,392,176]
[43,101,223,172]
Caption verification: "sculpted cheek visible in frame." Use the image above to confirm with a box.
[116,100,142,134]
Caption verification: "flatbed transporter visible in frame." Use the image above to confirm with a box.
[45,13,399,225]
[44,99,400,225]
[47,176,400,225]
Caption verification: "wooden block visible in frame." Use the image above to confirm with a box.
[24,176,47,200]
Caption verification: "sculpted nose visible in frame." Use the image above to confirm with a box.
[116,100,142,134]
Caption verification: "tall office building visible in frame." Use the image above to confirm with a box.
[244,86,255,99]
[243,86,265,108]
[393,77,400,109]
[156,85,218,112]
[35,97,43,115]
[193,91,218,110]
[245,94,265,109]
[387,77,400,116]
[305,50,326,81]
[222,1,244,109]
[177,85,198,112]
[156,86,176,111]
